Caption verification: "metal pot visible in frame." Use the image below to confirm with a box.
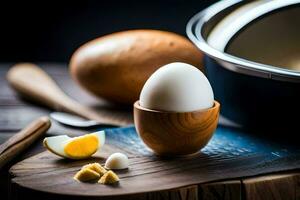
[187,0,300,132]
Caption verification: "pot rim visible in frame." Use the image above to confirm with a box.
[186,0,300,82]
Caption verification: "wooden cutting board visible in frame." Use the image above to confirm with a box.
[9,126,300,198]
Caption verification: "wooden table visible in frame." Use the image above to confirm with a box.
[0,63,299,200]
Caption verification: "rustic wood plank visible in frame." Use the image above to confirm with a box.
[198,180,241,200]
[242,173,300,200]
[149,185,198,200]
[9,184,198,200]
[2,63,300,200]
[109,185,198,200]
[0,106,50,131]
[0,63,133,132]
[0,133,14,144]
[10,141,300,198]
[8,150,249,197]
[0,105,106,136]
[0,104,132,129]
[0,62,133,108]
[9,124,300,198]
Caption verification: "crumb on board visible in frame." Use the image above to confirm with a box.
[74,163,119,185]
[98,170,120,185]
[82,162,107,176]
[74,168,100,182]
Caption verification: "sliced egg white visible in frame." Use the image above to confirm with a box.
[43,131,105,159]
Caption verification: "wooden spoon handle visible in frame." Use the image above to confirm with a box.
[0,116,51,169]
[6,63,127,126]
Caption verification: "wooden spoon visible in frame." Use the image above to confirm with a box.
[6,63,130,126]
[0,116,51,169]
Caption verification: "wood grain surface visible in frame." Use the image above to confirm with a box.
[134,101,219,155]
[199,180,241,200]
[243,173,300,200]
[1,63,300,200]
[6,63,132,126]
[10,148,300,200]
[0,117,50,169]
[0,63,133,200]
[9,121,300,198]
[11,150,249,197]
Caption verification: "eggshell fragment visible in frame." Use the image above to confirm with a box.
[105,153,129,170]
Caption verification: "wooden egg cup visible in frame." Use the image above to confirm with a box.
[134,101,220,156]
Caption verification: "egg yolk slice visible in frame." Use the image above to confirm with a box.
[82,163,107,176]
[74,168,100,182]
[64,134,99,159]
[98,170,119,184]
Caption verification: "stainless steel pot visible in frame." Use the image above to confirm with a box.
[187,0,300,132]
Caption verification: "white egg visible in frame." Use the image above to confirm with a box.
[43,135,70,158]
[140,62,214,112]
[43,131,105,159]
[105,153,129,170]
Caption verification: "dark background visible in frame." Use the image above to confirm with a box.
[0,0,217,62]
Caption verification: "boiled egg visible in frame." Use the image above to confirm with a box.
[43,131,105,159]
[140,62,214,112]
